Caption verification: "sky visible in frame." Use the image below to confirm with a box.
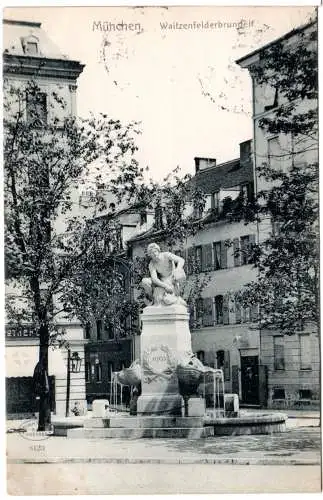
[4,5,316,181]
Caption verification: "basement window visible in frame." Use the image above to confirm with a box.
[299,389,312,400]
[272,388,285,400]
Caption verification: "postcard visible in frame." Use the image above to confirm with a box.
[4,4,320,495]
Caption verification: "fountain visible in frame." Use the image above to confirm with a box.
[66,246,286,438]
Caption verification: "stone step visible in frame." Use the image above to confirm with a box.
[84,416,204,429]
[68,426,214,439]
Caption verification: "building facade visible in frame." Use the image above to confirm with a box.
[4,19,87,417]
[128,141,270,406]
[237,21,319,408]
[83,205,154,405]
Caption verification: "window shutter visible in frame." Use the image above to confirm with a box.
[233,238,240,266]
[220,241,227,269]
[224,350,231,381]
[202,297,213,326]
[187,247,195,275]
[223,295,229,325]
[196,298,203,327]
[235,296,242,324]
[250,304,258,322]
[248,234,256,263]
[202,244,213,271]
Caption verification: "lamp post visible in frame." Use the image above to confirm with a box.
[65,350,82,417]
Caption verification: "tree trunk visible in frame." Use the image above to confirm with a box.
[37,325,51,431]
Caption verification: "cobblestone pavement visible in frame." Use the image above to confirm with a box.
[7,424,321,465]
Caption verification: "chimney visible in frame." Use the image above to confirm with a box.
[194,157,216,174]
[240,140,252,164]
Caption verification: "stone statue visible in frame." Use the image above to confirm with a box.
[141,243,187,307]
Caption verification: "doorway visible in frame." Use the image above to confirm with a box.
[240,356,259,405]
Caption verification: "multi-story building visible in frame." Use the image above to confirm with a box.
[237,20,319,408]
[83,204,154,405]
[128,141,270,406]
[4,19,87,417]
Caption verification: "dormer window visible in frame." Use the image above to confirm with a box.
[21,36,39,55]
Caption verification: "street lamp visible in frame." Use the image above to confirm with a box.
[65,350,82,417]
[71,351,82,373]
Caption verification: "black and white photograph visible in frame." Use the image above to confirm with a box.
[3,4,320,495]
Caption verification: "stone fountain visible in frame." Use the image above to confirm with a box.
[67,245,286,439]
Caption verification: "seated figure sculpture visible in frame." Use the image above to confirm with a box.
[141,243,187,307]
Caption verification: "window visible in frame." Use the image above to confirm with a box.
[26,92,47,126]
[235,299,242,324]
[273,387,285,400]
[187,246,203,274]
[85,323,91,340]
[240,236,250,265]
[213,241,227,270]
[299,389,312,400]
[214,242,221,270]
[95,362,102,382]
[299,335,311,370]
[26,41,38,55]
[105,321,115,340]
[240,183,254,204]
[273,336,285,370]
[211,192,220,213]
[21,36,39,55]
[240,235,256,265]
[216,350,225,369]
[85,362,91,383]
[202,298,213,327]
[268,136,283,170]
[140,211,147,225]
[242,306,251,323]
[201,244,213,272]
[264,86,279,111]
[215,295,223,325]
[195,246,202,273]
[233,238,240,266]
[196,351,205,364]
[96,320,102,341]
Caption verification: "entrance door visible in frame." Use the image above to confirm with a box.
[240,356,259,405]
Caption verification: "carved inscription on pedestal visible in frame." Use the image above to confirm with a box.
[142,345,177,384]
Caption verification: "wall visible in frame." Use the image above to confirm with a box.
[261,328,320,408]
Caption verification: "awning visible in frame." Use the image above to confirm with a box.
[6,345,66,378]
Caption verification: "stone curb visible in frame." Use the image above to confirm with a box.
[7,457,320,466]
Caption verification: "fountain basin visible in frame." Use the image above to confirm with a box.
[204,412,287,435]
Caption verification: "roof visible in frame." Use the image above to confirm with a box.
[191,158,253,194]
[3,19,85,79]
[236,19,316,67]
[127,156,254,245]
[4,18,68,60]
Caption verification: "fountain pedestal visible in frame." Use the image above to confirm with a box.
[137,304,192,416]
